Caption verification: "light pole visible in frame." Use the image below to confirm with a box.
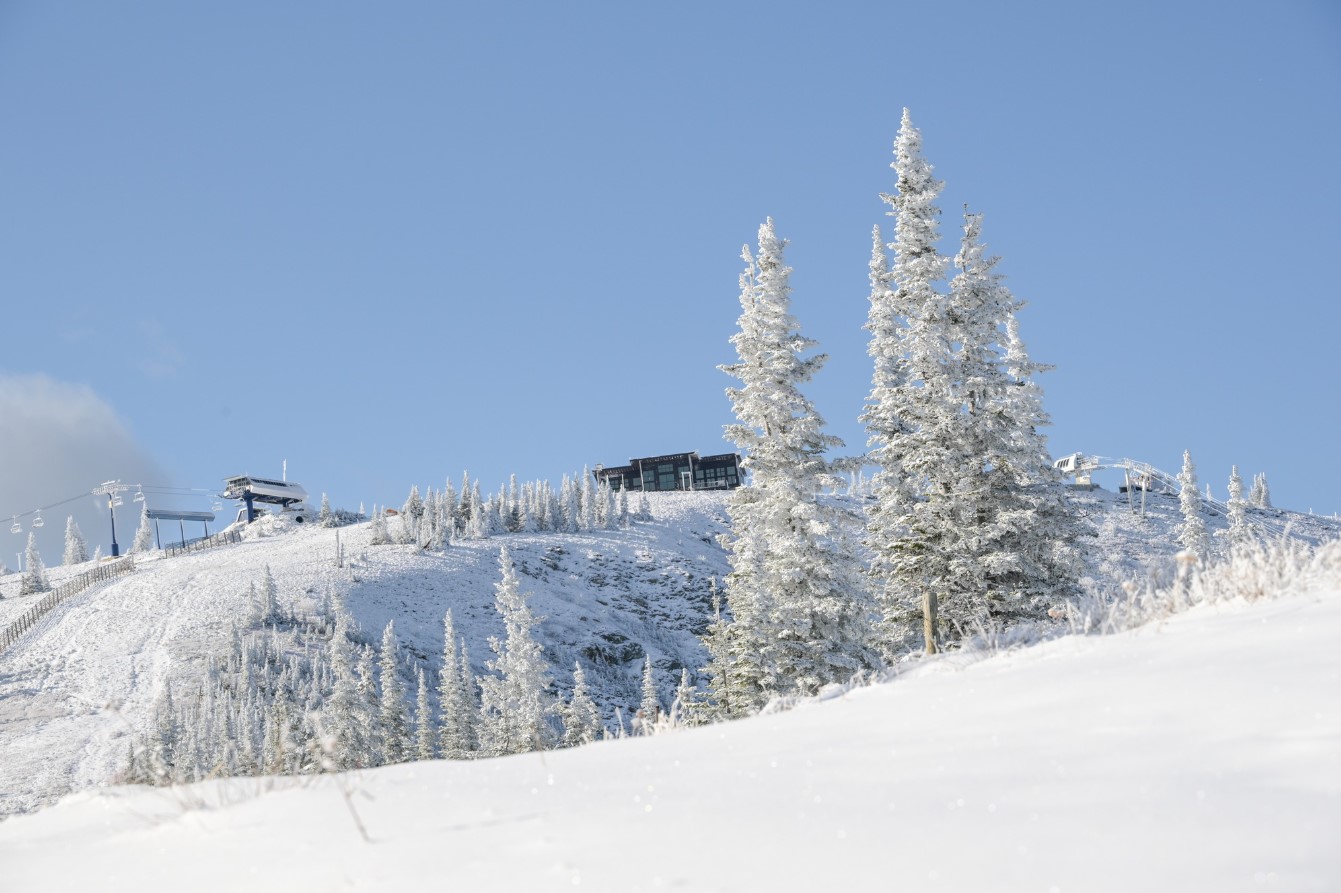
[92,480,127,558]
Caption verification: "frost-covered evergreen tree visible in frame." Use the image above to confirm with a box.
[861,111,1083,655]
[862,109,949,655]
[636,654,662,734]
[714,218,876,708]
[477,546,553,756]
[324,608,366,770]
[378,621,410,764]
[1249,473,1272,509]
[1221,465,1254,550]
[414,667,435,761]
[63,515,89,566]
[437,609,474,759]
[560,662,603,748]
[581,468,597,530]
[355,645,381,763]
[701,582,752,719]
[20,531,49,595]
[252,565,280,626]
[130,502,155,553]
[368,506,389,546]
[1176,450,1210,560]
[318,493,334,527]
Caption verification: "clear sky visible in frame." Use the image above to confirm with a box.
[2,1,1339,560]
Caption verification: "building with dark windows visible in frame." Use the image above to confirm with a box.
[593,451,743,492]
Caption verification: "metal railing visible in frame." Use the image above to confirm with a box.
[0,557,136,654]
[162,528,242,558]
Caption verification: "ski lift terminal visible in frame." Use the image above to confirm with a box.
[222,475,309,524]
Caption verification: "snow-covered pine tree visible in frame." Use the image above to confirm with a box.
[318,493,334,527]
[402,486,424,540]
[253,565,280,625]
[602,480,618,530]
[63,515,89,566]
[560,661,603,747]
[637,654,662,734]
[560,474,579,533]
[861,110,950,655]
[1221,465,1254,550]
[477,545,553,756]
[131,502,155,553]
[414,667,435,761]
[617,487,630,527]
[324,609,364,770]
[438,610,473,759]
[20,531,50,595]
[701,581,753,719]
[963,227,1089,624]
[1249,472,1272,509]
[714,218,876,707]
[1176,450,1210,560]
[356,645,384,765]
[861,113,1085,653]
[368,506,389,546]
[378,621,410,764]
[581,468,597,530]
[670,668,702,727]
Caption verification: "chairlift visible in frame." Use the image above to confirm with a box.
[9,516,19,534]
[133,486,145,503]
[32,510,44,528]
[111,495,124,508]
[211,499,223,512]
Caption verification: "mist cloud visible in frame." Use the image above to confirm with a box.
[0,374,167,574]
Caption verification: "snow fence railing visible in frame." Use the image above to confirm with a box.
[162,528,242,558]
[0,557,136,655]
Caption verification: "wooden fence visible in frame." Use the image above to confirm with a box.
[0,557,136,654]
[162,528,242,558]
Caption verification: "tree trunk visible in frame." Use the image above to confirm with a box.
[923,590,938,654]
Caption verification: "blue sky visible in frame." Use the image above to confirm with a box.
[2,1,1339,558]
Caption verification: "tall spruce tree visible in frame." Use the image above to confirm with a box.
[477,546,553,755]
[63,515,89,566]
[131,502,155,554]
[378,621,410,763]
[862,112,1083,654]
[712,218,876,711]
[438,610,473,759]
[1221,465,1253,550]
[20,531,49,595]
[1177,450,1210,560]
[560,662,603,747]
[862,109,952,654]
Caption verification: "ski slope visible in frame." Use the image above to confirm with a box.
[1,577,1337,892]
[0,493,733,815]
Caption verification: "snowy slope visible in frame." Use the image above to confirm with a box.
[0,484,1337,821]
[0,493,732,815]
[2,581,1338,892]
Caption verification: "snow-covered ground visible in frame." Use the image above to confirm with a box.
[0,493,732,815]
[2,578,1337,891]
[1,485,1339,890]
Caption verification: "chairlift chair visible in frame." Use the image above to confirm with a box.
[133,486,145,503]
[9,516,19,534]
[32,511,44,528]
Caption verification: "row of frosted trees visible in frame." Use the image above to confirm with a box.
[365,471,651,550]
